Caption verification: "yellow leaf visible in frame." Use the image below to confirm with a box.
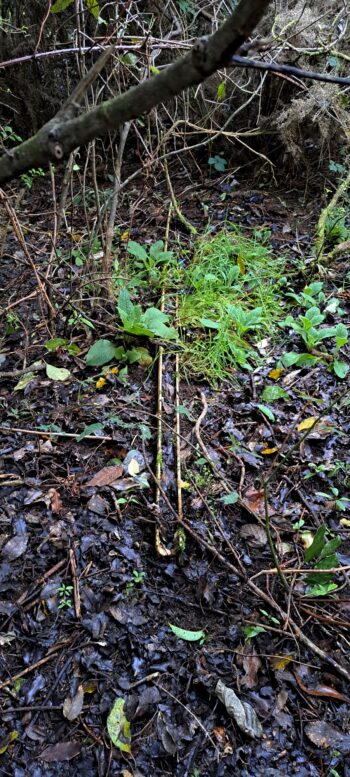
[71,232,82,242]
[179,480,191,489]
[127,458,140,476]
[150,65,160,75]
[262,447,278,455]
[237,255,245,275]
[300,531,314,549]
[0,730,18,755]
[120,230,129,241]
[270,655,293,670]
[96,377,107,389]
[268,368,284,379]
[340,518,350,527]
[297,416,317,432]
[109,367,119,375]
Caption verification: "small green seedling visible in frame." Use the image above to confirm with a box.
[57,583,74,609]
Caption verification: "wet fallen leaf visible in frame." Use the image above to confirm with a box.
[1,534,29,560]
[0,731,18,755]
[0,632,16,646]
[305,721,350,752]
[14,372,36,391]
[39,741,81,761]
[261,447,278,455]
[63,685,84,721]
[241,647,262,689]
[169,624,205,641]
[240,524,267,546]
[270,655,293,671]
[215,679,263,739]
[268,368,284,379]
[46,364,71,382]
[85,464,123,487]
[107,697,131,753]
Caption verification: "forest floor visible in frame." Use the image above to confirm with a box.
[1,167,350,777]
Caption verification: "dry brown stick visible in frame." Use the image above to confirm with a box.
[0,189,56,318]
[69,548,81,619]
[141,440,350,682]
[16,558,66,606]
[0,640,71,692]
[0,425,114,442]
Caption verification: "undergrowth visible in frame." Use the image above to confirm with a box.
[177,226,285,382]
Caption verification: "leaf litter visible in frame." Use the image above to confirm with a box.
[0,182,350,777]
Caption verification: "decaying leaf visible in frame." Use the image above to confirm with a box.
[215,679,263,739]
[0,632,16,647]
[1,534,29,560]
[107,697,132,753]
[239,524,267,547]
[63,685,84,721]
[48,488,63,513]
[39,741,81,761]
[85,464,124,488]
[305,721,350,752]
[0,730,18,754]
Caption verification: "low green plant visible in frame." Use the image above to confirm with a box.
[208,155,227,172]
[324,206,350,249]
[315,487,350,512]
[178,225,285,381]
[281,307,348,378]
[0,124,22,146]
[57,583,74,609]
[5,311,21,335]
[125,239,178,287]
[20,167,45,188]
[117,287,177,339]
[302,524,341,597]
[286,281,343,316]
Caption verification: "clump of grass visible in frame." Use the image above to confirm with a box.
[178,225,285,382]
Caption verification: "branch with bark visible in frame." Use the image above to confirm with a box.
[0,0,271,185]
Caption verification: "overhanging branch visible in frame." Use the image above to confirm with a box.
[0,0,271,185]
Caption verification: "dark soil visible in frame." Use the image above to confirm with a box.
[1,173,350,777]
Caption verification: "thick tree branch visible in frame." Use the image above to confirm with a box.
[0,0,271,185]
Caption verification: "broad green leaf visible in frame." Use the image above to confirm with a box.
[86,339,116,366]
[141,308,177,339]
[51,0,74,11]
[126,240,147,261]
[261,385,289,402]
[200,317,220,330]
[14,372,36,391]
[45,338,68,351]
[221,490,239,505]
[306,582,338,597]
[118,288,135,323]
[86,0,100,17]
[176,404,194,421]
[77,423,104,442]
[335,323,348,348]
[107,698,131,753]
[243,625,265,640]
[333,360,348,379]
[46,364,71,382]
[319,537,342,559]
[169,624,205,641]
[304,525,327,562]
[126,347,152,366]
[217,81,226,101]
[257,404,275,422]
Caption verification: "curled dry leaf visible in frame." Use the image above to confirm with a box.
[215,679,263,739]
[48,488,63,514]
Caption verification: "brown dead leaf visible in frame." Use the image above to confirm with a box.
[63,685,84,721]
[239,524,267,546]
[243,487,275,518]
[48,488,63,514]
[39,741,81,762]
[305,721,350,752]
[241,646,262,689]
[85,464,123,488]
